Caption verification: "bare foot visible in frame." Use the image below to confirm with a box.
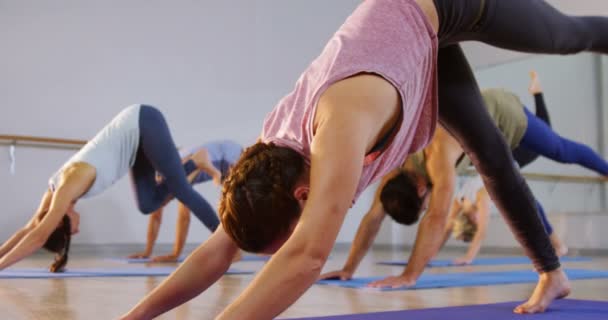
[550,233,569,257]
[514,268,570,314]
[529,70,542,95]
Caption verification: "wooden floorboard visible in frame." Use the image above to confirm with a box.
[0,249,607,319]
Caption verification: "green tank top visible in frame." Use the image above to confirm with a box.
[482,88,528,148]
[407,151,431,181]
[455,88,528,171]
[408,149,471,178]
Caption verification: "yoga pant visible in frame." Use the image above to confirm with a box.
[513,94,551,167]
[520,108,608,175]
[433,0,608,272]
[130,105,220,232]
[191,159,232,184]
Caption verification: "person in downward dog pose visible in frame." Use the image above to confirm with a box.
[0,105,222,272]
[122,1,608,318]
[129,140,242,263]
[447,172,567,266]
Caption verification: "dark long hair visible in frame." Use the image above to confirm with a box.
[42,215,72,273]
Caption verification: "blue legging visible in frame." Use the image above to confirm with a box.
[520,108,608,176]
[130,105,220,232]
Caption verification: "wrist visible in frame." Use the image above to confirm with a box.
[342,264,356,275]
[400,269,417,280]
[124,306,150,320]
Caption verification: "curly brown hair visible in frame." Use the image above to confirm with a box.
[219,142,306,253]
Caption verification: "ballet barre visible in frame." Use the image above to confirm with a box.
[0,134,86,150]
[462,169,607,184]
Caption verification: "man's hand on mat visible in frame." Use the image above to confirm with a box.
[514,268,571,314]
[319,269,353,281]
[452,257,473,266]
[367,275,416,288]
[128,252,151,259]
[151,254,180,263]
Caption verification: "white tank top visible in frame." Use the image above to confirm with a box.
[456,160,520,201]
[456,175,484,201]
[48,104,141,198]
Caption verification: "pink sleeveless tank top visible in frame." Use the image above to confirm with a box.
[261,0,438,200]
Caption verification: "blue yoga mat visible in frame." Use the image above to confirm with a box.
[284,299,608,319]
[378,256,592,268]
[317,269,608,291]
[0,267,252,279]
[110,254,269,264]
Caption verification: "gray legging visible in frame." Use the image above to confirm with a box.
[433,0,608,272]
[130,105,220,232]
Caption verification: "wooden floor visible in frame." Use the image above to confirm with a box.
[1,248,608,319]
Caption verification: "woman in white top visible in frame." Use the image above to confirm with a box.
[129,140,243,263]
[447,175,567,266]
[0,105,221,272]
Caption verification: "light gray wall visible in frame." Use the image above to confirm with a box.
[0,1,605,248]
[0,0,362,245]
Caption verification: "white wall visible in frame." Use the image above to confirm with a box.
[0,0,362,245]
[0,1,605,247]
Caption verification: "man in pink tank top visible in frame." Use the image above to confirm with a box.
[121,0,608,317]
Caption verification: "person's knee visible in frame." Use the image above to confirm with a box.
[151,212,163,223]
[172,187,200,207]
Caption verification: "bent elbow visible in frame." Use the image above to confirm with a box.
[288,243,331,277]
[298,251,326,277]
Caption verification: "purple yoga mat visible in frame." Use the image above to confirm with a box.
[316,269,608,291]
[109,254,269,264]
[284,299,608,319]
